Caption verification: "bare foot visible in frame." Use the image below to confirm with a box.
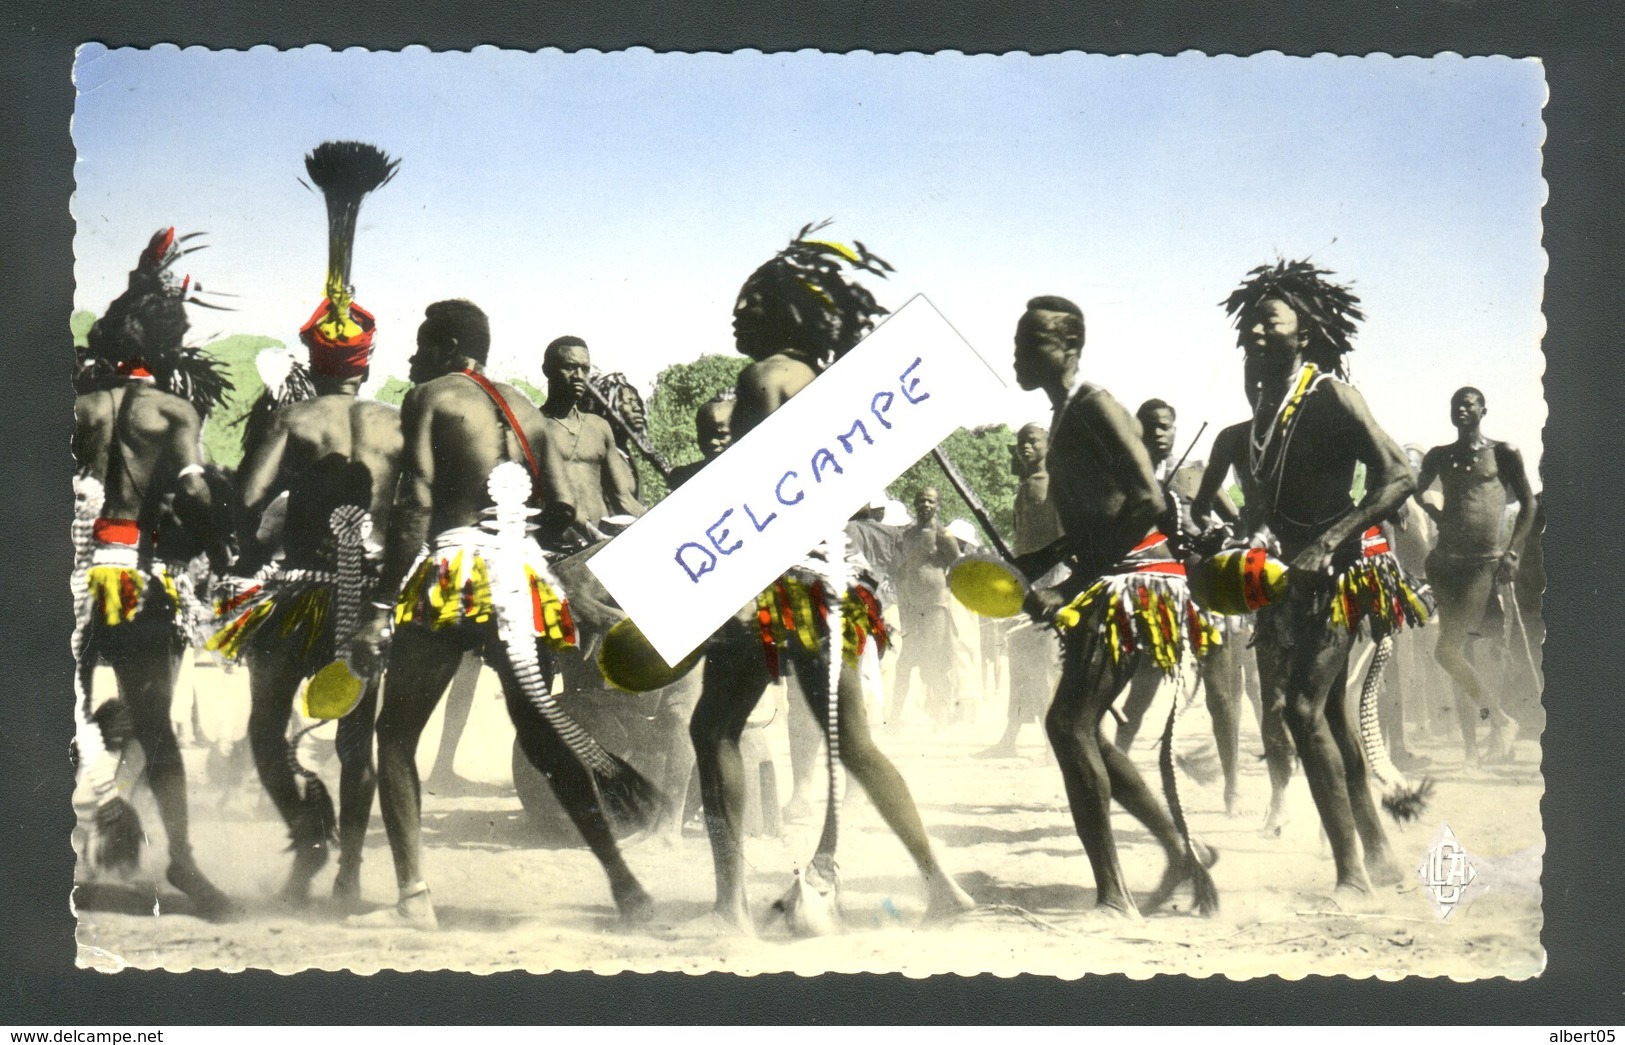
[670,908,756,939]
[1365,853,1405,888]
[279,845,329,907]
[166,859,239,922]
[332,866,363,913]
[923,872,978,920]
[1143,842,1220,914]
[1078,901,1141,923]
[1485,714,1520,763]
[1327,881,1381,914]
[1261,796,1289,838]
[974,742,1019,760]
[613,882,657,925]
[345,888,438,931]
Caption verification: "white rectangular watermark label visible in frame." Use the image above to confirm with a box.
[587,294,1005,663]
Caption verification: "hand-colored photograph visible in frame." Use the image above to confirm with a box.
[69,45,1546,977]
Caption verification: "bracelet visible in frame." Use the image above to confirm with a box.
[368,598,396,612]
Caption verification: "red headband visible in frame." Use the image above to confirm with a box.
[299,297,376,378]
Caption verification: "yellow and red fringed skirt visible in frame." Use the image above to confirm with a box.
[394,545,576,652]
[1256,526,1434,650]
[1050,531,1220,676]
[84,519,179,628]
[752,570,888,682]
[1326,527,1435,637]
[206,571,338,671]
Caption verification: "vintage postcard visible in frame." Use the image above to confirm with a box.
[68,46,1546,978]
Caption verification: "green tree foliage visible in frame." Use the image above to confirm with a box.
[198,335,289,468]
[509,377,546,406]
[376,373,540,409]
[887,424,1019,546]
[640,354,750,504]
[71,309,96,348]
[374,375,411,407]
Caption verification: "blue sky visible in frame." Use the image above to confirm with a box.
[72,46,1547,476]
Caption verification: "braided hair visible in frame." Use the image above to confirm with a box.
[582,370,650,455]
[738,219,894,369]
[1222,259,1364,378]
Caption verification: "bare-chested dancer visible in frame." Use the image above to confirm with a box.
[73,228,235,919]
[1193,418,1296,830]
[1113,399,1250,815]
[347,300,655,929]
[688,224,974,932]
[1415,387,1536,763]
[211,291,402,907]
[976,423,1063,758]
[1220,260,1431,900]
[1012,296,1219,918]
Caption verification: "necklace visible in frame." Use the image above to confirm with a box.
[546,408,584,462]
[1448,435,1490,473]
[1248,364,1322,513]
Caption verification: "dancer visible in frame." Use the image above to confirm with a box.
[1415,387,1537,763]
[977,423,1063,758]
[73,227,236,919]
[347,300,659,930]
[1011,295,1219,918]
[1220,259,1431,899]
[1114,399,1249,815]
[688,223,974,932]
[209,141,404,906]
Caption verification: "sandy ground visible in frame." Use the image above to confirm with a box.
[72,656,1545,980]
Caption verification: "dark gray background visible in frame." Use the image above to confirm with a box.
[3,0,1620,1024]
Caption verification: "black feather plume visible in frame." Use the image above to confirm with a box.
[303,141,400,293]
[91,797,147,874]
[742,220,893,369]
[591,753,665,836]
[1381,776,1436,823]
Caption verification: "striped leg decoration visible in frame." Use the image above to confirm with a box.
[483,463,661,834]
[818,529,845,887]
[1157,662,1219,916]
[1356,635,1434,821]
[774,532,846,937]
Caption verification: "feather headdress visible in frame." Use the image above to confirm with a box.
[297,141,399,377]
[84,227,234,415]
[741,219,894,368]
[1222,259,1364,377]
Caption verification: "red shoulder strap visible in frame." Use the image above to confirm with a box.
[459,369,540,486]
